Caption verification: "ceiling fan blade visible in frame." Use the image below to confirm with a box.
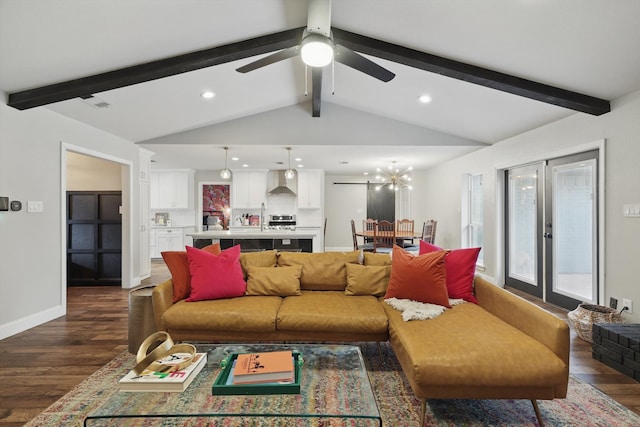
[334,44,395,82]
[236,45,300,73]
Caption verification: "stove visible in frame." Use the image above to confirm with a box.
[266,214,296,230]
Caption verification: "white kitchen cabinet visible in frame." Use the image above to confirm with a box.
[149,228,158,259]
[154,227,184,257]
[231,170,267,209]
[139,180,151,277]
[150,226,195,258]
[139,148,153,181]
[150,170,193,209]
[297,169,323,209]
[138,148,153,278]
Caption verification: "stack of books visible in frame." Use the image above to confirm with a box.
[228,350,295,385]
[119,352,207,392]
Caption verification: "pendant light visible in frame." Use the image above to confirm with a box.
[220,147,231,180]
[284,147,296,180]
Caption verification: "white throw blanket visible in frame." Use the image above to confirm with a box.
[384,297,465,321]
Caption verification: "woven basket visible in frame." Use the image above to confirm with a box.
[567,303,623,343]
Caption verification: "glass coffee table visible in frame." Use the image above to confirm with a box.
[84,344,382,426]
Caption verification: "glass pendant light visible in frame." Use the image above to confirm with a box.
[284,147,296,180]
[220,147,231,180]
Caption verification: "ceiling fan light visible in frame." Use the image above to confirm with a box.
[301,34,334,67]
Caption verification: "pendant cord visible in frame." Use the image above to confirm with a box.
[304,65,308,96]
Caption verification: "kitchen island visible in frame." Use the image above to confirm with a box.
[187,230,315,253]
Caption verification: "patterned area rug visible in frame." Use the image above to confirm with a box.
[26,342,640,426]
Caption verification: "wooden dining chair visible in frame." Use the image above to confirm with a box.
[422,220,437,244]
[351,219,374,252]
[374,220,396,254]
[363,218,377,245]
[396,219,415,247]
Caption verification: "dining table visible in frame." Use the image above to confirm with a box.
[355,230,421,239]
[355,229,422,249]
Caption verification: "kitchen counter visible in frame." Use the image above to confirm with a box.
[187,230,315,252]
[187,230,316,239]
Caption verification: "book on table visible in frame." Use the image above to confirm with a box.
[232,350,294,384]
[119,352,207,392]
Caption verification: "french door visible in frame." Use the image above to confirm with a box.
[505,164,544,298]
[505,151,599,310]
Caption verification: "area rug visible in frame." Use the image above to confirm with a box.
[26,342,640,426]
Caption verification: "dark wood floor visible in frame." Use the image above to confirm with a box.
[1,262,639,426]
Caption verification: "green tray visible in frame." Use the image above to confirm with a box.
[212,351,303,395]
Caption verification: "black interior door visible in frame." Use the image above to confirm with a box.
[67,191,122,286]
[367,183,395,222]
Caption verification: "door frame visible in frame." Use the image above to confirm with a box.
[495,139,606,305]
[545,151,599,308]
[61,143,133,308]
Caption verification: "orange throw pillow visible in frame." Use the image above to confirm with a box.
[161,243,221,302]
[384,245,450,307]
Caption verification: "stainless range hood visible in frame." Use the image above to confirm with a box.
[267,170,297,196]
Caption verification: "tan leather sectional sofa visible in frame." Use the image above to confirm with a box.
[152,249,569,424]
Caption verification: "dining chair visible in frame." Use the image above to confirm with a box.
[396,219,415,247]
[374,220,396,254]
[351,219,374,252]
[363,218,377,245]
[422,220,437,244]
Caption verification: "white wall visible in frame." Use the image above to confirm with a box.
[0,98,142,339]
[413,89,640,321]
[67,151,123,191]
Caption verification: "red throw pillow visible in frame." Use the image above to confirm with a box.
[185,245,246,302]
[420,241,481,304]
[384,245,450,307]
[162,243,221,302]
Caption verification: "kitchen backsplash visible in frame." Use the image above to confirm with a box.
[150,209,196,226]
[266,194,296,215]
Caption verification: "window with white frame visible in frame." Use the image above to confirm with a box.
[463,173,484,266]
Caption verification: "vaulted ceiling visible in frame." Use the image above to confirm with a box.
[2,0,640,174]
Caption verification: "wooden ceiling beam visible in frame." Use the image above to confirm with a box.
[8,28,304,110]
[332,27,611,116]
[8,26,611,117]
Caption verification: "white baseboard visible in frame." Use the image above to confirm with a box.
[0,305,65,340]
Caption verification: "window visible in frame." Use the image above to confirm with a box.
[463,173,484,266]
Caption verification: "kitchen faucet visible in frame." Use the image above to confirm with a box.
[260,202,266,232]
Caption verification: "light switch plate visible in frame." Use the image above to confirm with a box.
[27,200,44,213]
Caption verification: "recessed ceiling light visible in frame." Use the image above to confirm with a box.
[231,156,239,161]
[363,172,369,175]
[201,91,215,99]
[242,164,249,168]
[417,94,432,104]
[295,157,302,162]
[297,164,304,168]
